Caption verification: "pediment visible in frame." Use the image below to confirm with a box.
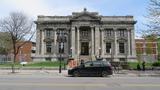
[71,13,100,21]
[117,37,127,42]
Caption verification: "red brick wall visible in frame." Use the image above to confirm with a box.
[135,39,158,60]
[15,42,33,62]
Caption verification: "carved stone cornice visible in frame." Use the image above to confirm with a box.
[43,38,54,42]
[103,37,114,42]
[101,21,136,24]
[117,37,127,42]
[80,38,91,41]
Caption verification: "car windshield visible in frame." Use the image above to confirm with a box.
[103,61,111,66]
[93,61,102,67]
[83,61,111,67]
[84,61,93,67]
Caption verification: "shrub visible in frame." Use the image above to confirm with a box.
[152,62,160,67]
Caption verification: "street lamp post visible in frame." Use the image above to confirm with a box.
[110,48,114,62]
[96,47,102,61]
[70,47,72,58]
[56,30,67,73]
[98,47,101,58]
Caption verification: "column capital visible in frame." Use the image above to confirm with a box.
[90,26,95,29]
[113,27,117,30]
[127,27,134,30]
[100,27,105,31]
[52,27,57,30]
[71,27,75,31]
[76,26,80,29]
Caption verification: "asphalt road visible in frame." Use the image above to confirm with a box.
[0,75,160,90]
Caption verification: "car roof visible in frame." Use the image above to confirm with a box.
[85,60,109,63]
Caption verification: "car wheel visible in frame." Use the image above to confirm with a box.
[73,71,80,77]
[101,71,108,77]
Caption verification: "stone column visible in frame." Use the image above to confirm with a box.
[91,27,94,60]
[39,30,42,55]
[95,26,100,57]
[130,28,136,61]
[114,28,118,55]
[101,29,105,57]
[77,27,80,61]
[127,29,131,56]
[114,28,119,62]
[54,28,57,56]
[36,28,40,55]
[71,27,76,59]
[41,30,45,55]
[131,29,136,55]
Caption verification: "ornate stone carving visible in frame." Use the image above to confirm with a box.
[103,37,114,42]
[117,37,127,42]
[43,38,54,42]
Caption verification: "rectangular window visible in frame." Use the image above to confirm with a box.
[81,42,89,55]
[31,50,35,53]
[146,48,152,54]
[106,43,111,53]
[46,42,52,53]
[152,48,156,54]
[119,43,125,53]
[105,29,112,36]
[46,29,52,38]
[119,29,125,37]
[136,48,143,54]
[81,30,89,38]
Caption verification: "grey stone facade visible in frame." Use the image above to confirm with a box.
[33,9,137,62]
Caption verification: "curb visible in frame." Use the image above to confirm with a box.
[0,67,61,70]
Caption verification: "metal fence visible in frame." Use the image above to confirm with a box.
[0,55,12,64]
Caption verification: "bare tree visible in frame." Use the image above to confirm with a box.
[0,12,34,73]
[146,0,160,36]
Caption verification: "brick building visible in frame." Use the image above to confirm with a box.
[15,41,36,62]
[135,39,158,62]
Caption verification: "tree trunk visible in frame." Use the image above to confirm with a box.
[11,55,15,73]
[11,40,16,73]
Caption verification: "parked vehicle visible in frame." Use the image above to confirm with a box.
[68,60,113,77]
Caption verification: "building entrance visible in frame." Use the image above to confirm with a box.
[81,42,89,55]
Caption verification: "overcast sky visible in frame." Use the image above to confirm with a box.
[0,0,150,37]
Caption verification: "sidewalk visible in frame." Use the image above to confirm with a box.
[0,69,68,77]
[114,70,160,77]
[0,69,160,77]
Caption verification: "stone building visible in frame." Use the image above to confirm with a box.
[33,8,137,62]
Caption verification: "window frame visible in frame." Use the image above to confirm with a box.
[106,42,111,53]
[46,42,52,53]
[119,42,125,54]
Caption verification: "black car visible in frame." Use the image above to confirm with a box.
[68,60,113,77]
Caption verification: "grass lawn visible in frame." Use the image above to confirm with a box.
[128,62,153,69]
[26,61,65,67]
[0,61,155,69]
[0,61,66,68]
